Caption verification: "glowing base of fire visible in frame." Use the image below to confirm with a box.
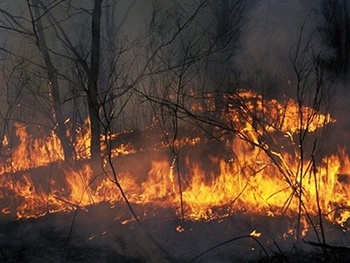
[2,137,350,238]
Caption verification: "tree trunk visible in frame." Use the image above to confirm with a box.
[32,1,74,162]
[88,0,103,164]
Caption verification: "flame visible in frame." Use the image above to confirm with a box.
[0,120,136,175]
[176,225,185,233]
[0,89,348,240]
[7,123,64,172]
[231,90,335,134]
[5,140,350,231]
[250,230,261,237]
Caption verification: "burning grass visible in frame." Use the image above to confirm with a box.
[1,141,350,262]
[1,89,350,262]
[2,136,350,228]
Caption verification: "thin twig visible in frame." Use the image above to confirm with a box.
[61,206,79,263]
[189,234,268,263]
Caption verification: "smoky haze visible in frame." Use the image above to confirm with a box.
[1,1,350,262]
[0,0,348,183]
[0,1,339,113]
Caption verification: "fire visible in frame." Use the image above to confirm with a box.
[232,90,335,134]
[3,123,64,173]
[0,89,348,240]
[5,139,350,229]
[250,230,262,237]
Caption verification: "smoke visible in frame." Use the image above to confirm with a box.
[237,0,350,154]
[236,1,319,96]
[1,1,350,262]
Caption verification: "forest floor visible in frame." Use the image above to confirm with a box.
[1,200,350,263]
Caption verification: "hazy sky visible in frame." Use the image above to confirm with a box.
[238,0,320,76]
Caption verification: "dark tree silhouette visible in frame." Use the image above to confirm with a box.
[30,0,75,162]
[87,0,103,164]
[319,0,350,79]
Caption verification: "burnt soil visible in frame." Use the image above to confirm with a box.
[1,201,350,263]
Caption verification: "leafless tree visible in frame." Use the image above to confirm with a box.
[30,0,77,161]
[143,10,334,247]
[0,56,26,162]
[0,1,76,161]
[132,0,249,222]
[289,25,330,244]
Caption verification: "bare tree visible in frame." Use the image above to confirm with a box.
[0,0,129,164]
[131,0,249,222]
[86,0,103,164]
[29,0,75,162]
[289,26,330,243]
[143,10,335,246]
[0,1,76,161]
[0,57,26,162]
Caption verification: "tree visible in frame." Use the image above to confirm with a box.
[133,0,249,221]
[86,0,103,164]
[0,1,76,161]
[29,0,76,162]
[142,6,335,244]
[0,0,113,163]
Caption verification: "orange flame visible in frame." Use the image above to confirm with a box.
[0,90,347,240]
